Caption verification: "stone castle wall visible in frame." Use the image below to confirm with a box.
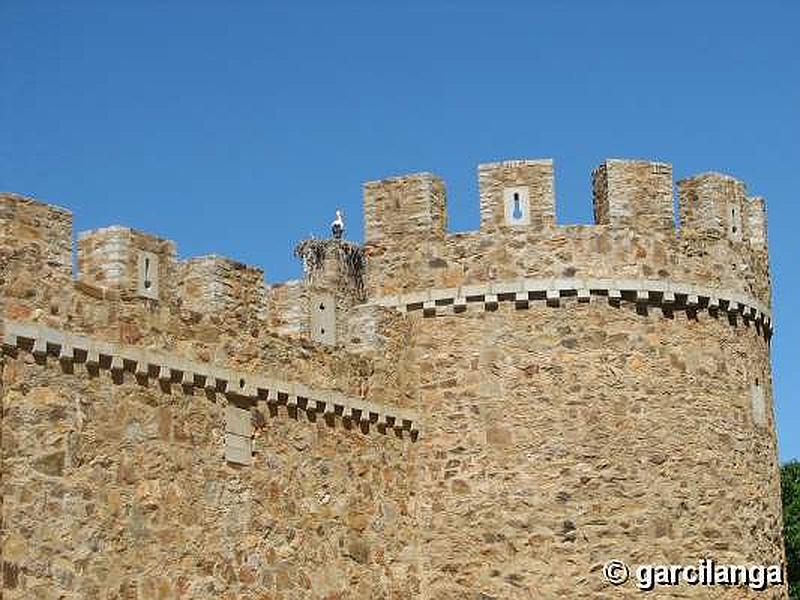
[0,157,787,599]
[409,303,780,597]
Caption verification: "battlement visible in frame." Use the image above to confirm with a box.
[592,159,673,231]
[364,172,447,243]
[363,159,766,241]
[678,172,768,250]
[78,225,177,301]
[362,159,772,311]
[0,202,369,377]
[178,255,268,323]
[478,159,556,230]
[0,193,73,310]
[0,157,773,340]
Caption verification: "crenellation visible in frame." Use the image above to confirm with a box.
[360,161,772,314]
[746,195,768,251]
[0,193,74,316]
[592,159,674,231]
[363,172,447,244]
[77,225,177,302]
[77,226,131,289]
[677,171,747,241]
[478,158,555,230]
[177,254,268,325]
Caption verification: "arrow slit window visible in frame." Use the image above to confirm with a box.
[137,251,159,299]
[503,186,530,226]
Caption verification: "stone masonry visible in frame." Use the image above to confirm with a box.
[0,158,787,599]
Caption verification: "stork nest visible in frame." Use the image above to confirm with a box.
[294,238,366,299]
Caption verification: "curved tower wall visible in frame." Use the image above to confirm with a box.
[363,158,782,598]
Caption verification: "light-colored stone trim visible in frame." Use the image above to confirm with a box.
[1,319,420,438]
[225,404,253,465]
[371,278,773,334]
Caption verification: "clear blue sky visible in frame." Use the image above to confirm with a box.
[1,2,797,460]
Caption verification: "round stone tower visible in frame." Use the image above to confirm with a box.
[361,159,784,598]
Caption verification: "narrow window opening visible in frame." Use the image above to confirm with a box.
[503,187,529,226]
[512,193,523,220]
[144,257,152,289]
[755,377,760,386]
[239,378,245,389]
[319,302,325,311]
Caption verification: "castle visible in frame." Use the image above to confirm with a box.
[0,158,787,598]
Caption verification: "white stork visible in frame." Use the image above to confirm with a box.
[331,209,344,240]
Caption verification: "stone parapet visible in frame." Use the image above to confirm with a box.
[363,160,771,313]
